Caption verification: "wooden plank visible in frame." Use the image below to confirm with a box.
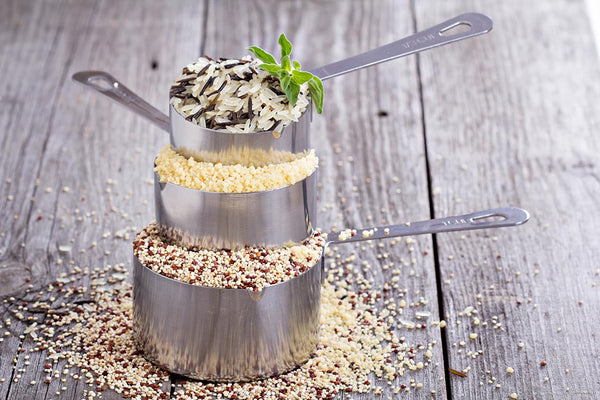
[0,1,101,398]
[415,0,600,398]
[0,0,206,299]
[171,0,447,398]
[0,0,203,398]
[0,304,25,399]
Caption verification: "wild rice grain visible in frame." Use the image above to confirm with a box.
[170,56,310,133]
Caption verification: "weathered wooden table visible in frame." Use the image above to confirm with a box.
[1,0,599,398]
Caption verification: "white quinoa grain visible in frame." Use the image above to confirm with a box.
[5,217,454,399]
[134,223,326,290]
[338,228,356,241]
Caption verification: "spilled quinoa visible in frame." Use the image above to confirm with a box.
[173,282,433,399]
[5,260,435,400]
[154,145,318,193]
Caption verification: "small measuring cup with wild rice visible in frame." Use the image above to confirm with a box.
[73,13,492,158]
[133,207,529,382]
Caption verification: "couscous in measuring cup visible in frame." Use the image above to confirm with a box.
[73,13,492,157]
[133,207,529,382]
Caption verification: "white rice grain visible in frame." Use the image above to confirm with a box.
[169,56,310,133]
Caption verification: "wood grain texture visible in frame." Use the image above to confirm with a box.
[0,0,202,398]
[1,0,447,398]
[415,0,600,398]
[2,0,599,398]
[1,0,448,398]
[175,0,447,398]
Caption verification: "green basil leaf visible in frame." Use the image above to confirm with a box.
[247,46,277,64]
[281,55,291,72]
[250,35,324,113]
[278,33,292,59]
[280,75,300,106]
[288,81,300,106]
[291,70,313,85]
[307,77,324,114]
[280,74,291,92]
[259,63,283,75]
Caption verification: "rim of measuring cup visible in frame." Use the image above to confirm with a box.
[169,102,312,154]
[154,167,318,249]
[132,245,325,292]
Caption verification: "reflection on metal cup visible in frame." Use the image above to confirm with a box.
[154,169,317,250]
[132,254,323,382]
[169,104,312,157]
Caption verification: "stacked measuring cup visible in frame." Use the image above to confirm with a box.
[140,99,321,382]
[156,106,316,250]
[73,12,493,251]
[72,12,498,382]
[73,68,323,380]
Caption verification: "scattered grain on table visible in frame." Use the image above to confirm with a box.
[1,242,441,400]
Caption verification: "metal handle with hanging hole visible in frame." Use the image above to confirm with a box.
[72,71,170,132]
[71,12,493,136]
[309,12,493,80]
[327,207,529,245]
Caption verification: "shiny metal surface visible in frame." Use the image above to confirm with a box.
[327,207,530,244]
[169,103,311,156]
[309,13,493,80]
[72,71,170,132]
[132,206,528,382]
[71,12,493,158]
[154,169,317,249]
[132,255,322,382]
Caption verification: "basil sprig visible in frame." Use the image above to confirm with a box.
[249,34,324,114]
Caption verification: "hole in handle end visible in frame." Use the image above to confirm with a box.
[468,207,530,226]
[89,76,118,91]
[439,22,473,37]
[470,213,508,224]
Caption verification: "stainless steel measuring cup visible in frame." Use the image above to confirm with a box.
[154,167,317,249]
[73,13,492,157]
[132,207,529,382]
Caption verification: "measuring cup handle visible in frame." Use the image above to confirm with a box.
[411,207,531,234]
[308,12,493,80]
[327,207,530,245]
[72,71,170,133]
